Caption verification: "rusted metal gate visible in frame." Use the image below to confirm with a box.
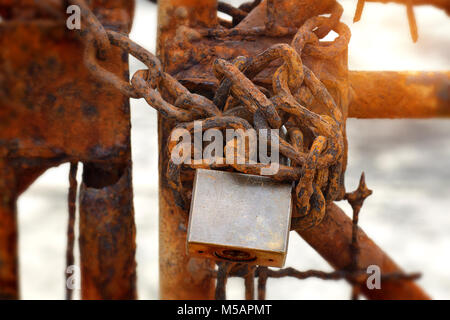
[0,0,448,300]
[0,0,136,300]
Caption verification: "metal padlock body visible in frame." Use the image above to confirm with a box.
[187,169,292,267]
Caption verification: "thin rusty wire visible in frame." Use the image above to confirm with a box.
[65,162,78,300]
[212,172,420,300]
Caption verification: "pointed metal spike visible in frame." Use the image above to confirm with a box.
[407,3,419,43]
[353,0,365,23]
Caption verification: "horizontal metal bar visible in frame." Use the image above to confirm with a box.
[348,71,450,119]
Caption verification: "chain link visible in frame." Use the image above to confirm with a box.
[64,0,351,230]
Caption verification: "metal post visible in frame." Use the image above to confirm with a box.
[79,163,137,299]
[157,0,217,300]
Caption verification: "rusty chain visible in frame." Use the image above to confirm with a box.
[60,0,350,231]
[35,0,423,299]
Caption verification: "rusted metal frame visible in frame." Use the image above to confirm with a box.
[64,4,138,299]
[348,71,450,119]
[49,0,442,300]
[0,7,134,162]
[0,1,136,299]
[157,0,217,300]
[0,160,54,299]
[253,70,450,119]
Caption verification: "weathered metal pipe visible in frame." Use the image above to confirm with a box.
[157,0,217,300]
[79,163,136,300]
[348,71,450,119]
[296,202,430,300]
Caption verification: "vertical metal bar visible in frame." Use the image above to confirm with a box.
[215,262,230,300]
[407,2,418,41]
[0,159,18,299]
[353,0,365,22]
[79,163,137,300]
[257,267,268,300]
[65,162,78,300]
[157,0,217,300]
[348,71,450,119]
[244,266,255,300]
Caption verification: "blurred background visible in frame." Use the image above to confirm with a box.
[17,0,449,299]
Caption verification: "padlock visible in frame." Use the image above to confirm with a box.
[187,168,292,267]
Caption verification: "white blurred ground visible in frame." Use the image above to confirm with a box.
[17,0,450,299]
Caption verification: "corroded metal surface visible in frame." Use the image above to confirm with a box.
[0,159,18,299]
[79,164,136,300]
[66,162,78,300]
[158,0,217,300]
[348,71,450,119]
[0,5,132,163]
[0,0,445,301]
[0,0,135,300]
